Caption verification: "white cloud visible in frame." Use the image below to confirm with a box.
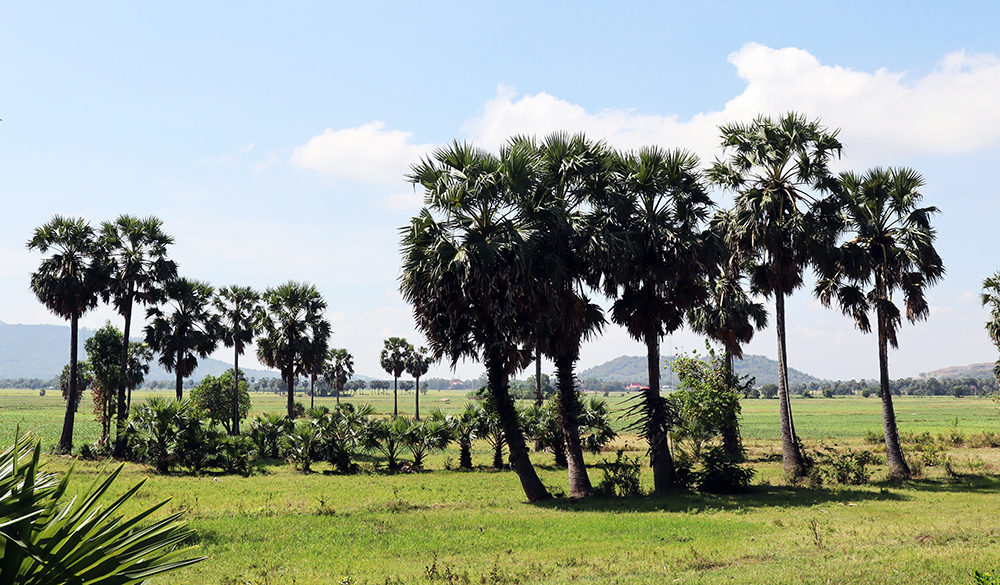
[290,121,435,183]
[460,44,1000,166]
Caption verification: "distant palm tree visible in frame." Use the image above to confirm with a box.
[301,328,331,411]
[145,278,221,400]
[689,211,768,459]
[214,285,260,435]
[405,346,432,420]
[591,146,713,493]
[323,348,354,408]
[710,112,844,480]
[256,281,330,419]
[401,141,551,502]
[27,215,109,453]
[380,337,412,418]
[100,215,177,457]
[816,167,944,478]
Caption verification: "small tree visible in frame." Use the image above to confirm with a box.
[191,370,251,435]
[405,347,432,420]
[86,322,125,444]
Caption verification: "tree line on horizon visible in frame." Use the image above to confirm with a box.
[399,112,947,501]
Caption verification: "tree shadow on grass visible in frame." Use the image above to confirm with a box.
[877,473,1000,494]
[534,483,906,513]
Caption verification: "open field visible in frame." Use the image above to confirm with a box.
[3,389,1000,584]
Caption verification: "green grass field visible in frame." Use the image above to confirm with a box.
[3,388,1000,584]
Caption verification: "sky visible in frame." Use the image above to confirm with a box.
[3,1,1000,383]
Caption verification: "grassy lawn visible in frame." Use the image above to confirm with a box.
[3,388,1000,584]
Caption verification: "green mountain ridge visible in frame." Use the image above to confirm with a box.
[578,353,821,387]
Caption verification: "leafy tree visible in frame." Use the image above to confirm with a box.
[405,346,432,420]
[0,433,204,583]
[591,147,713,492]
[710,112,844,480]
[402,141,551,501]
[323,348,354,407]
[100,215,177,458]
[981,272,1000,386]
[816,167,944,478]
[191,370,251,435]
[28,215,109,453]
[256,281,330,419]
[85,322,125,444]
[214,285,260,435]
[380,337,412,418]
[145,278,221,400]
[670,349,748,461]
[58,362,91,414]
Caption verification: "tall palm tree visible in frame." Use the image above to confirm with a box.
[816,167,944,478]
[401,141,551,502]
[688,211,768,459]
[27,215,109,453]
[214,285,260,435]
[709,112,843,480]
[405,346,432,420]
[323,348,354,407]
[100,215,177,457]
[981,273,1000,384]
[301,327,331,411]
[380,337,412,418]
[256,281,330,419]
[144,278,221,400]
[589,146,713,493]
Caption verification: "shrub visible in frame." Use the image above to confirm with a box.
[284,419,320,472]
[863,430,884,445]
[598,449,643,497]
[817,445,878,485]
[694,446,755,494]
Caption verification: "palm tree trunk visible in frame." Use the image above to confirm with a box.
[285,367,295,419]
[415,375,421,421]
[335,381,341,407]
[113,293,133,458]
[775,291,806,479]
[486,357,551,502]
[535,344,543,406]
[310,374,315,410]
[721,349,742,460]
[878,300,911,478]
[393,376,398,418]
[58,313,79,454]
[645,333,677,492]
[232,350,240,435]
[556,356,592,498]
[175,353,184,400]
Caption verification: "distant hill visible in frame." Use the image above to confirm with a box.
[579,353,821,387]
[0,320,277,382]
[921,363,996,380]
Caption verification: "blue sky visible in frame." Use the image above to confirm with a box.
[3,1,1000,382]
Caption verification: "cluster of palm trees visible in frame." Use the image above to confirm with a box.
[400,113,944,501]
[27,214,355,455]
[379,337,432,418]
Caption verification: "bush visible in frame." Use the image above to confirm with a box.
[597,449,643,497]
[694,446,755,494]
[863,430,884,445]
[817,446,879,485]
[822,388,835,398]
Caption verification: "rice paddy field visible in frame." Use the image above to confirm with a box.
[3,387,1000,584]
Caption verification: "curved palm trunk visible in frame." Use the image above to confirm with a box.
[113,292,133,458]
[775,291,806,479]
[645,334,677,492]
[415,375,421,421]
[720,349,743,460]
[232,350,240,436]
[877,301,911,478]
[556,355,592,498]
[486,358,551,502]
[58,313,80,453]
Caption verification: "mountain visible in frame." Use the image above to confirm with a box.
[579,353,821,387]
[0,320,277,382]
[921,363,996,380]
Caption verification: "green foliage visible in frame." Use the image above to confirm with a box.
[284,419,321,472]
[693,446,755,494]
[597,449,643,497]
[759,383,778,399]
[814,445,880,485]
[248,412,292,459]
[191,370,251,434]
[405,419,453,468]
[0,432,204,583]
[670,350,744,460]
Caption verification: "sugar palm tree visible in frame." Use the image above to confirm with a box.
[380,337,412,418]
[816,167,944,478]
[323,348,354,407]
[214,285,260,435]
[301,328,331,411]
[688,210,768,459]
[100,215,177,457]
[709,112,843,480]
[405,346,432,420]
[590,146,713,492]
[27,215,109,453]
[144,278,221,400]
[256,281,330,419]
[981,273,1000,384]
[401,141,551,502]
